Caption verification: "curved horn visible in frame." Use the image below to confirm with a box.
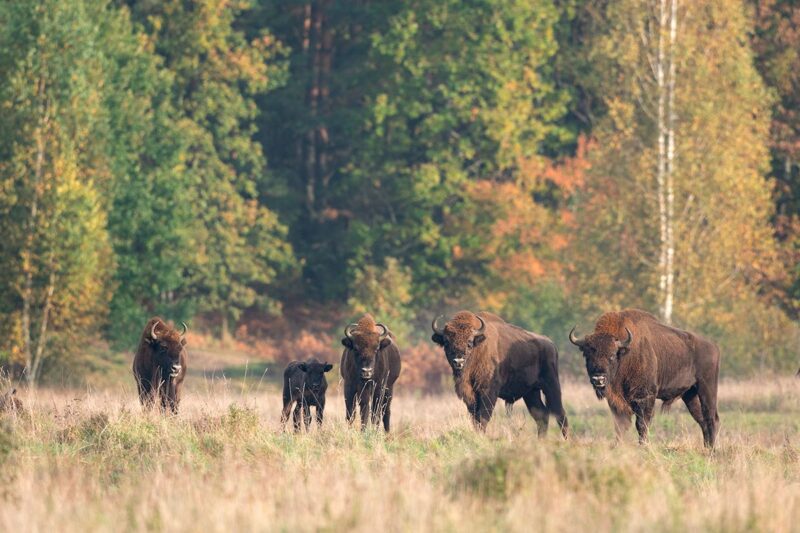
[431,315,446,335]
[180,322,188,337]
[618,327,633,348]
[377,323,389,339]
[568,326,585,346]
[474,315,485,335]
[344,323,358,339]
[150,321,159,341]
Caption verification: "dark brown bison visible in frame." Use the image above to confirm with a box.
[340,314,401,432]
[569,309,720,447]
[432,311,568,437]
[0,389,22,413]
[281,358,333,431]
[132,317,188,414]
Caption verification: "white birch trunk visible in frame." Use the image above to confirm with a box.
[663,0,678,324]
[656,0,668,320]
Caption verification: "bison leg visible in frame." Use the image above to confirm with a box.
[611,407,632,441]
[541,379,569,440]
[281,395,294,428]
[136,376,155,410]
[371,385,390,429]
[379,387,394,433]
[315,402,324,426]
[697,382,720,448]
[472,392,496,431]
[344,383,358,426]
[681,387,710,444]
[631,395,655,445]
[302,402,312,430]
[292,403,303,432]
[358,382,374,430]
[523,390,549,438]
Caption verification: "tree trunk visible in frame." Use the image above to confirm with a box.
[663,0,677,324]
[23,76,49,385]
[30,268,56,384]
[656,0,668,322]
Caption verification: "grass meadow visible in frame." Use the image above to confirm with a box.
[0,375,797,532]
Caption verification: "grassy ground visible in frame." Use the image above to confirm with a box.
[0,376,797,532]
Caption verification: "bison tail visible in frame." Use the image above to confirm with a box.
[660,397,679,414]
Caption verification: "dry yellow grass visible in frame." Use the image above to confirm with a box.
[0,377,797,532]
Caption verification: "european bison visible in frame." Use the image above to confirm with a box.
[280,358,333,431]
[569,308,720,447]
[432,311,568,437]
[132,317,188,414]
[340,314,401,432]
[0,389,22,413]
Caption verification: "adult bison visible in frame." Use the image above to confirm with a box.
[281,358,333,431]
[340,314,401,432]
[569,309,720,447]
[431,311,568,437]
[132,317,188,414]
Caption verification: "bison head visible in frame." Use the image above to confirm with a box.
[149,320,187,378]
[569,326,632,399]
[341,314,391,380]
[431,311,486,374]
[298,358,333,393]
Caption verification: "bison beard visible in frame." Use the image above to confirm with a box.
[570,309,721,448]
[340,314,401,432]
[432,311,568,437]
[132,317,188,414]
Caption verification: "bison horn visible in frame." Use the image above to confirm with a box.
[568,326,586,347]
[431,315,446,335]
[474,315,485,335]
[180,321,188,337]
[150,322,160,341]
[344,323,358,339]
[618,327,633,348]
[377,323,389,339]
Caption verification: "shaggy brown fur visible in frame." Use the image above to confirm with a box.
[132,317,188,414]
[432,311,568,437]
[570,309,720,447]
[0,389,22,413]
[281,358,333,431]
[340,314,401,432]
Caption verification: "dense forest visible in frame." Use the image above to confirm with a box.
[0,0,797,384]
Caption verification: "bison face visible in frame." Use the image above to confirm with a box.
[570,327,632,399]
[149,321,187,379]
[342,322,391,381]
[299,360,333,393]
[431,314,486,375]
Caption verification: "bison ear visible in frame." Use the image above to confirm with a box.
[473,334,487,347]
[379,337,392,349]
[617,346,630,357]
[298,363,308,372]
[180,337,187,346]
[341,337,353,349]
[431,333,444,346]
[323,363,333,372]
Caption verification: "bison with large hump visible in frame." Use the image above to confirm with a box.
[431,310,568,437]
[132,317,188,414]
[569,308,721,447]
[340,314,401,432]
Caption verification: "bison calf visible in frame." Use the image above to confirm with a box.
[281,359,333,431]
[132,317,188,414]
[570,308,720,447]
